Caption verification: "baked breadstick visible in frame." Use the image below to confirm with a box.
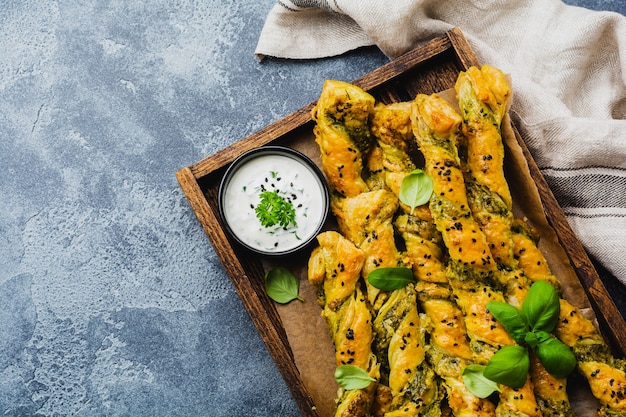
[308,231,380,417]
[311,80,375,198]
[556,299,626,416]
[330,189,402,312]
[510,219,561,290]
[372,284,441,416]
[455,66,532,305]
[511,215,626,411]
[455,67,572,415]
[411,93,514,354]
[311,83,414,416]
[456,65,511,210]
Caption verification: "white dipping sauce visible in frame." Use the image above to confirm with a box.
[222,152,327,253]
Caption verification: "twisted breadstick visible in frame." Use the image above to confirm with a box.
[308,231,379,417]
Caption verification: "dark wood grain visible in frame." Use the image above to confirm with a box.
[176,28,625,416]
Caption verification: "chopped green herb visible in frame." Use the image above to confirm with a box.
[255,189,297,228]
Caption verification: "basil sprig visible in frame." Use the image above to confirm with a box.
[367,266,414,291]
[334,365,376,390]
[264,267,303,304]
[399,169,434,212]
[463,281,576,397]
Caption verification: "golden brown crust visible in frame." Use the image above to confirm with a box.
[456,65,512,210]
[445,378,497,417]
[387,301,424,392]
[529,352,573,416]
[370,102,414,152]
[309,229,379,417]
[510,219,562,290]
[312,80,375,197]
[422,298,473,360]
[331,189,403,310]
[497,377,542,417]
[555,298,605,349]
[412,95,496,275]
[578,361,626,412]
[324,287,374,369]
[454,287,515,359]
[312,231,366,311]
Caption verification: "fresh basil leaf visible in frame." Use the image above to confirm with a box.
[399,169,434,212]
[484,346,529,388]
[462,364,501,398]
[524,331,539,348]
[534,330,551,344]
[522,281,560,333]
[334,365,376,390]
[367,267,414,291]
[486,301,529,345]
[535,337,577,378]
[265,267,303,304]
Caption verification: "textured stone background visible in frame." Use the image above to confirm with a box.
[1,1,624,416]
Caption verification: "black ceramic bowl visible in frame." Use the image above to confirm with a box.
[218,146,330,256]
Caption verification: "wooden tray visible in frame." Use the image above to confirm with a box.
[176,28,626,417]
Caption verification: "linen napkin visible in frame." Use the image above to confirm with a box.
[255,0,626,285]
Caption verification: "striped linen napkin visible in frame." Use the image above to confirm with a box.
[255,0,626,285]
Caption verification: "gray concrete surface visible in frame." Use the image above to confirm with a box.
[1,1,624,416]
